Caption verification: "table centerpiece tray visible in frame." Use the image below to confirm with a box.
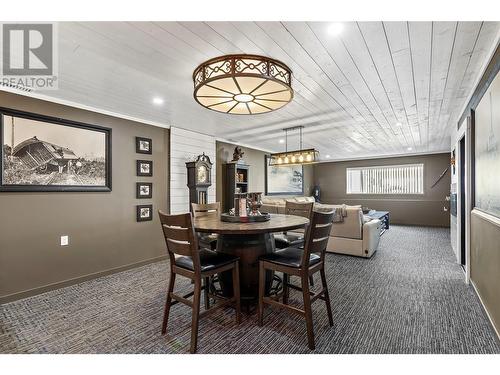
[220,212,271,223]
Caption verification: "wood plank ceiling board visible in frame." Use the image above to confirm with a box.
[307,22,397,142]
[250,21,375,152]
[355,21,413,151]
[382,22,421,150]
[427,22,458,152]
[285,21,388,152]
[407,22,433,152]
[436,22,498,149]
[2,21,499,161]
[434,22,482,143]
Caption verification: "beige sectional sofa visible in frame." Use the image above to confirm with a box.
[261,196,381,258]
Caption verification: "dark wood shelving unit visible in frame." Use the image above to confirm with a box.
[223,162,250,212]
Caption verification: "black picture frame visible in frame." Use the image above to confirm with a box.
[264,155,304,196]
[136,182,152,199]
[0,107,112,192]
[136,136,152,154]
[136,160,153,177]
[136,204,153,222]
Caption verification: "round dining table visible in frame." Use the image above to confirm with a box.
[194,213,309,303]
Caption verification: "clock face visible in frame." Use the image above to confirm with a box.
[197,165,208,183]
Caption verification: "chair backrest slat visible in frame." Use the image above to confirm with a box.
[192,202,221,218]
[311,223,331,239]
[166,238,195,256]
[162,225,191,242]
[308,237,330,253]
[158,210,201,271]
[301,210,335,268]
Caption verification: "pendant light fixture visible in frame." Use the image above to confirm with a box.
[193,54,293,115]
[268,126,319,166]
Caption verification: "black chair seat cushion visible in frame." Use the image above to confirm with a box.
[175,249,238,272]
[274,232,304,249]
[260,247,320,268]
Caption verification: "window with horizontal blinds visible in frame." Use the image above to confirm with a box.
[346,164,424,194]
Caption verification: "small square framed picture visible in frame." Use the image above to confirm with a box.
[136,160,153,176]
[136,182,153,199]
[136,137,152,154]
[136,204,153,222]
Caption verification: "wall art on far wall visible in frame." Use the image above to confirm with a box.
[136,137,152,154]
[0,108,112,192]
[264,155,304,195]
[136,204,153,222]
[136,160,153,177]
[136,182,152,199]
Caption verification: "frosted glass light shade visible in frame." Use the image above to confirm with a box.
[193,54,293,115]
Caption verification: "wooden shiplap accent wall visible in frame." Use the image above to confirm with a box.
[169,127,216,214]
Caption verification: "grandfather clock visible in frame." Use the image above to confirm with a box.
[186,153,213,210]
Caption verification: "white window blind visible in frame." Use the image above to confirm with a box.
[346,164,424,194]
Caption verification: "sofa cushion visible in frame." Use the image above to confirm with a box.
[329,206,363,239]
[294,196,315,203]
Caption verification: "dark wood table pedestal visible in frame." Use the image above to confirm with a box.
[194,214,309,308]
[216,233,275,302]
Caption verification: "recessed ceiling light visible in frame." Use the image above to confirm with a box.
[327,23,344,36]
[153,97,164,105]
[407,147,413,151]
[396,122,402,127]
[279,139,285,144]
[325,154,331,158]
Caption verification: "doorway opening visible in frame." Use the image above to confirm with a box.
[459,135,466,268]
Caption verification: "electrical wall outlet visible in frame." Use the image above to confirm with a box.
[60,235,69,246]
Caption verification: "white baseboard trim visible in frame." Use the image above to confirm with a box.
[471,280,500,341]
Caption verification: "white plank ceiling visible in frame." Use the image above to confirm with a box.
[5,22,500,160]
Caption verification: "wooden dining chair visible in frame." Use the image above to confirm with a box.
[192,202,221,218]
[258,210,335,350]
[158,210,241,353]
[274,201,315,286]
[192,202,220,251]
[274,201,314,249]
[191,202,221,309]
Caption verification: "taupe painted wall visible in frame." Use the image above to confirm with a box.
[0,92,169,302]
[313,153,451,227]
[216,141,313,202]
[471,210,500,334]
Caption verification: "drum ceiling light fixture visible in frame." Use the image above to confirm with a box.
[268,126,319,166]
[193,54,293,115]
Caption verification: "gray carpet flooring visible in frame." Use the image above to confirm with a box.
[1,225,499,354]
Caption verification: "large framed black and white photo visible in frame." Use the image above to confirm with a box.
[0,108,112,192]
[265,155,304,196]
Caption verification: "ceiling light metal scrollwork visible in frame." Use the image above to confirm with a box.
[193,54,293,115]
